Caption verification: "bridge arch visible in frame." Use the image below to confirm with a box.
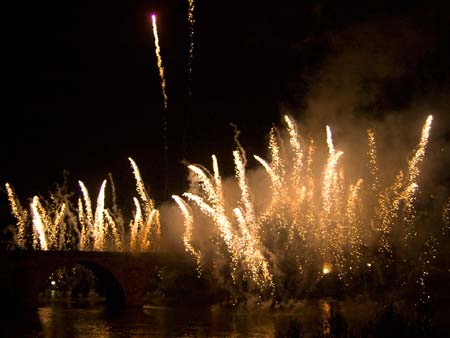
[0,251,188,310]
[38,261,126,307]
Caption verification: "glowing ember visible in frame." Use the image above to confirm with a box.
[323,264,332,275]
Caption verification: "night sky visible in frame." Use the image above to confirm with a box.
[2,0,450,221]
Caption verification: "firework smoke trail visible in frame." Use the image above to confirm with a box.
[187,0,195,95]
[5,183,28,248]
[151,13,168,109]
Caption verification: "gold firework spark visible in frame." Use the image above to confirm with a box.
[93,180,107,251]
[174,114,436,298]
[151,13,168,109]
[129,157,160,251]
[403,115,433,226]
[30,196,48,250]
[5,183,28,249]
[187,0,195,94]
[367,129,380,192]
[78,180,108,251]
[172,194,202,275]
[181,155,274,293]
[442,197,450,235]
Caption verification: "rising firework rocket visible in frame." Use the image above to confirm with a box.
[151,13,168,109]
[151,13,169,197]
[187,0,195,95]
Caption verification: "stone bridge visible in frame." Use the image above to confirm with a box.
[0,251,193,310]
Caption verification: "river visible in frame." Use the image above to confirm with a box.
[3,302,296,338]
[1,297,449,337]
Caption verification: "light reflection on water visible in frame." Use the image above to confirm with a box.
[2,297,449,338]
[5,302,280,338]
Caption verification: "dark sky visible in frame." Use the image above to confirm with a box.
[2,0,450,213]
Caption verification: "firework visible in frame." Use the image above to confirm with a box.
[6,157,161,253]
[403,115,433,230]
[30,197,48,250]
[151,13,168,109]
[174,114,437,299]
[129,157,160,251]
[187,0,195,95]
[78,180,107,251]
[5,183,28,249]
[181,155,274,294]
[172,194,202,275]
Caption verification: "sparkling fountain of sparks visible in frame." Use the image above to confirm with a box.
[5,183,28,249]
[180,154,274,295]
[4,112,447,305]
[172,194,202,276]
[151,13,168,110]
[6,158,160,252]
[129,157,161,252]
[402,115,433,234]
[30,196,66,251]
[78,180,108,251]
[30,197,49,251]
[174,114,441,300]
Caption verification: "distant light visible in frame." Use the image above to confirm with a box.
[367,263,372,268]
[323,263,331,274]
[51,280,56,286]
